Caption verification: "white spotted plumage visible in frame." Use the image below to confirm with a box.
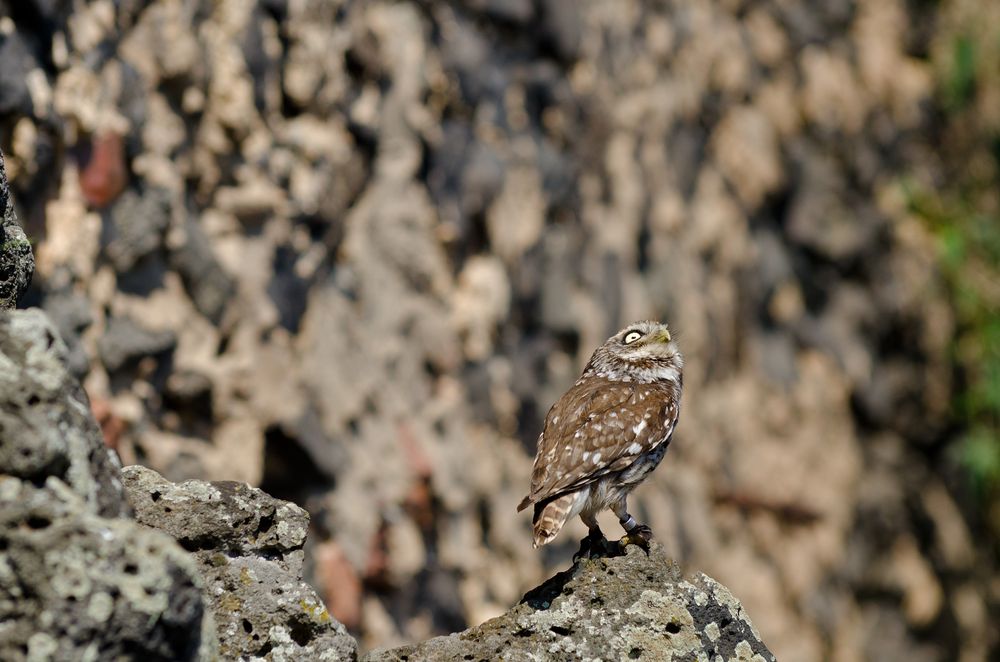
[517,321,683,548]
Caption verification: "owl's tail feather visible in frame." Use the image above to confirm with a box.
[532,493,574,548]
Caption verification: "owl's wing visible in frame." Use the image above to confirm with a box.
[525,378,679,505]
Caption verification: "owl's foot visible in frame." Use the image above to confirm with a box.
[618,524,653,553]
[574,528,613,561]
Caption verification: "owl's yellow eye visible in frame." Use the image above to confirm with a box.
[623,330,642,344]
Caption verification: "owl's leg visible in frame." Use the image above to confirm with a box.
[612,497,653,552]
[573,513,609,561]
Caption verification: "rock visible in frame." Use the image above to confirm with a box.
[97,315,176,373]
[0,307,217,661]
[0,32,37,117]
[13,0,73,24]
[0,148,34,311]
[121,465,358,662]
[105,188,172,272]
[0,303,354,661]
[0,477,218,662]
[0,309,128,518]
[169,218,236,325]
[4,2,988,660]
[41,290,93,378]
[268,244,310,333]
[365,544,775,662]
[80,132,129,209]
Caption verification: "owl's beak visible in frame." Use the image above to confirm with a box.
[658,329,671,343]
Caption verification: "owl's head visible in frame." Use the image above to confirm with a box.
[584,320,683,382]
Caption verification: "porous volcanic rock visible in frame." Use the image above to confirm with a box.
[0,478,217,662]
[122,464,358,662]
[0,308,128,518]
[0,149,33,311]
[365,543,775,662]
[0,307,218,661]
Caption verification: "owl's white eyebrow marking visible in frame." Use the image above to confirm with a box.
[591,452,602,464]
[633,420,648,435]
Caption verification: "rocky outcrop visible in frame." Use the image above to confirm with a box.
[0,301,771,662]
[7,5,991,655]
[0,309,218,661]
[122,465,358,662]
[367,544,774,662]
[0,226,770,660]
[0,294,357,660]
[0,309,129,518]
[1,2,990,658]
[0,149,32,311]
[0,478,216,661]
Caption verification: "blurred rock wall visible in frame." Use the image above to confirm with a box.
[0,0,995,660]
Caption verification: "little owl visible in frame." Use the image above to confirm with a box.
[518,321,682,553]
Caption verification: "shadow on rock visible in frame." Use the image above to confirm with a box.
[366,543,775,661]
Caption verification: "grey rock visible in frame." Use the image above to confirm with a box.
[0,32,36,116]
[539,0,584,62]
[461,0,534,24]
[0,308,128,518]
[42,290,93,378]
[785,145,881,263]
[0,148,34,311]
[365,544,775,662]
[0,477,217,662]
[121,465,358,662]
[13,0,73,23]
[98,315,176,372]
[169,218,235,324]
[105,188,172,272]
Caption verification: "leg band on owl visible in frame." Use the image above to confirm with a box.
[620,515,637,531]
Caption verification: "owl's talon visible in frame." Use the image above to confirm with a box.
[619,524,653,553]
[574,529,610,561]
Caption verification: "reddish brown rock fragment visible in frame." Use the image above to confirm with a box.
[80,132,127,208]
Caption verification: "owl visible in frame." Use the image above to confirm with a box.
[517,321,682,553]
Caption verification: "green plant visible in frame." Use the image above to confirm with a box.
[907,182,1000,498]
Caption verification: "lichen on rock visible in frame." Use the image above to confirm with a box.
[365,544,775,662]
[122,464,358,662]
[0,308,129,518]
[0,276,768,662]
[0,477,218,661]
[0,148,33,311]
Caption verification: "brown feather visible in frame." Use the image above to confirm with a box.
[516,320,683,547]
[532,493,575,547]
[527,378,677,504]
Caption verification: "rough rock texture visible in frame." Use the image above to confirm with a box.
[367,544,774,662]
[122,465,359,662]
[0,149,33,310]
[0,477,216,662]
[1,1,996,660]
[0,295,771,662]
[0,309,218,661]
[0,308,128,518]
[98,314,176,373]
